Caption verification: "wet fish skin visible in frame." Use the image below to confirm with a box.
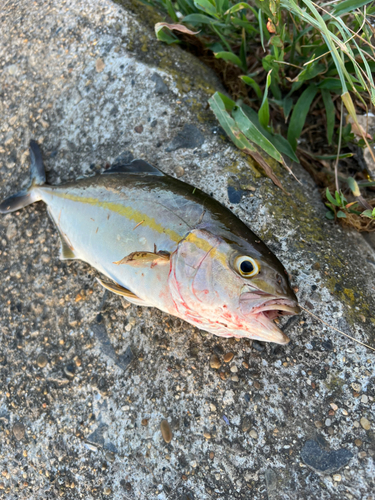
[0,141,300,344]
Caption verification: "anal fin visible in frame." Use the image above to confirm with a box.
[96,277,149,306]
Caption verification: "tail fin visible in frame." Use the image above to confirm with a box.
[0,140,46,214]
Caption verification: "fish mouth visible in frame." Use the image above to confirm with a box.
[240,294,300,345]
[253,298,301,319]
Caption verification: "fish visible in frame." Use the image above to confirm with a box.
[0,140,300,344]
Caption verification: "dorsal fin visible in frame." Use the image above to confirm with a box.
[104,159,165,176]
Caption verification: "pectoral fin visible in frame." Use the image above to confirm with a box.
[113,251,170,267]
[96,277,149,306]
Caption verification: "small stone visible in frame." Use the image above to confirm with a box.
[361,394,368,404]
[301,440,353,474]
[353,421,360,428]
[209,451,214,460]
[7,64,18,75]
[84,443,98,452]
[105,451,115,462]
[249,430,258,439]
[314,421,323,428]
[141,418,149,426]
[36,353,48,368]
[64,364,75,378]
[332,474,342,482]
[160,420,172,443]
[242,361,249,369]
[358,451,367,459]
[120,481,132,491]
[12,422,25,441]
[325,418,331,427]
[174,166,184,178]
[151,73,169,94]
[103,487,111,495]
[254,381,261,390]
[231,375,239,382]
[40,119,49,129]
[242,417,251,433]
[165,124,205,152]
[351,382,361,392]
[210,404,216,412]
[355,439,362,447]
[230,365,238,373]
[360,417,371,430]
[219,372,226,380]
[330,403,338,411]
[209,354,221,369]
[265,469,277,492]
[134,125,143,134]
[96,58,105,72]
[203,432,211,439]
[6,223,17,240]
[224,352,234,363]
[41,254,50,263]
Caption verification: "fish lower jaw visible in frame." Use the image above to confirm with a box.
[178,311,290,345]
[251,312,290,345]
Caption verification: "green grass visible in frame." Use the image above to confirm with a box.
[146,0,375,224]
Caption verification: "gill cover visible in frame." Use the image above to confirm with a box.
[169,229,238,323]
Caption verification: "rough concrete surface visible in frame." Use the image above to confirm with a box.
[0,1,374,499]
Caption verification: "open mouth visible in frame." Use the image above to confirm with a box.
[253,298,301,320]
[239,294,300,345]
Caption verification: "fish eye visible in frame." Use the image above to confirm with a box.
[234,256,260,277]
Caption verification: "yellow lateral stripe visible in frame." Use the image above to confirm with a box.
[54,191,228,263]
[54,191,182,243]
[184,230,227,266]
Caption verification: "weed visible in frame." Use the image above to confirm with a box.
[147,0,375,229]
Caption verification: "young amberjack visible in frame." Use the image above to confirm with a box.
[0,141,300,344]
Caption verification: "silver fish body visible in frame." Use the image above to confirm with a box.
[0,141,300,344]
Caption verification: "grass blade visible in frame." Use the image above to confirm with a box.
[214,51,247,72]
[258,8,265,52]
[321,89,335,145]
[225,2,257,15]
[208,93,287,192]
[232,106,285,164]
[258,70,272,128]
[242,103,300,163]
[333,0,369,17]
[194,0,219,17]
[240,76,262,99]
[164,0,179,22]
[287,85,318,150]
[183,13,225,25]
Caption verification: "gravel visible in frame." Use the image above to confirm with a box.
[0,0,374,499]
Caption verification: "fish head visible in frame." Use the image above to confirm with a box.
[169,228,300,344]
